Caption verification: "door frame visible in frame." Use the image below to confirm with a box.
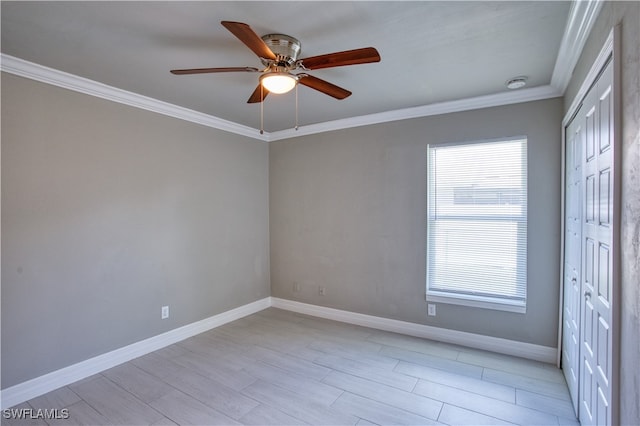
[558,25,621,425]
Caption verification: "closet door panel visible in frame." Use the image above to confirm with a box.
[578,59,613,426]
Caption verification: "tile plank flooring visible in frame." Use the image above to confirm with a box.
[5,308,579,425]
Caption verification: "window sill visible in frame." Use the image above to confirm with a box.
[426,292,527,314]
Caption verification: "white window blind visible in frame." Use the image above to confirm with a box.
[426,138,527,312]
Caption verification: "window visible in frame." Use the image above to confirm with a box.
[426,137,527,313]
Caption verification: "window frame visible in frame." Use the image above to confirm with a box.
[426,136,528,314]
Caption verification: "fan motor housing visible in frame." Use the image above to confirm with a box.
[261,34,301,67]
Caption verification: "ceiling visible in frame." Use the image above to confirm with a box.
[1,1,573,134]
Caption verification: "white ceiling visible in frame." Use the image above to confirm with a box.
[1,1,573,134]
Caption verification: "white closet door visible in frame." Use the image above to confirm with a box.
[562,57,614,426]
[562,111,583,414]
[578,58,614,426]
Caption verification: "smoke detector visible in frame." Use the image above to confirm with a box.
[506,76,528,90]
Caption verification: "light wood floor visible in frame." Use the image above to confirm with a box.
[6,308,579,425]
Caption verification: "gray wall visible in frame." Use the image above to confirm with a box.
[564,2,640,424]
[270,98,563,348]
[1,73,270,389]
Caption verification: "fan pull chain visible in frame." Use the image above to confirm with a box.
[295,83,299,131]
[260,85,264,135]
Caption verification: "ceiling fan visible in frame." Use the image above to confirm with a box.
[170,21,381,104]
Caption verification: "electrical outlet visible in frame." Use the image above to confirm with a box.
[319,286,326,296]
[428,304,436,316]
[161,305,169,319]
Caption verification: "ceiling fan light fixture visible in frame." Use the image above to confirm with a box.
[260,72,297,94]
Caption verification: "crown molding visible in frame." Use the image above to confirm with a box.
[0,54,268,142]
[550,0,604,93]
[2,52,565,144]
[266,84,562,142]
[0,2,599,142]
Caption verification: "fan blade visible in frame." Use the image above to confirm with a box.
[247,84,269,103]
[298,75,351,100]
[221,21,276,60]
[170,67,259,75]
[300,47,380,70]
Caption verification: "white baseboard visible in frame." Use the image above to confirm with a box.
[0,297,271,409]
[271,297,557,364]
[2,295,558,409]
